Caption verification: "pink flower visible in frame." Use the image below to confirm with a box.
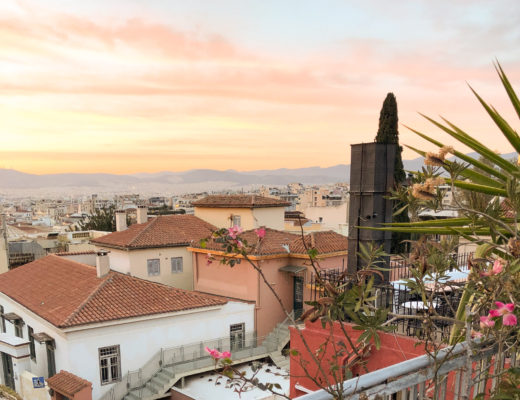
[221,351,231,359]
[503,313,518,326]
[205,347,222,358]
[471,330,483,339]
[235,240,243,248]
[492,259,504,274]
[255,228,266,239]
[227,226,243,239]
[494,301,514,315]
[480,315,495,329]
[205,347,232,359]
[480,259,504,277]
[488,302,517,326]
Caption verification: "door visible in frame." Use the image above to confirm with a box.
[293,276,304,319]
[1,352,14,390]
[230,323,245,352]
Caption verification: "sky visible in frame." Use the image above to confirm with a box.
[1,0,519,174]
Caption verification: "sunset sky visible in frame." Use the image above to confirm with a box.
[1,0,519,174]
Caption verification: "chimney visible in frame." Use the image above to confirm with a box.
[137,205,148,224]
[96,251,110,278]
[115,210,127,232]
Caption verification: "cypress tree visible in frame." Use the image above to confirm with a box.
[374,93,409,254]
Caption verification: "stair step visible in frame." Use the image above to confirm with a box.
[155,371,172,383]
[162,366,175,377]
[153,372,169,384]
[147,379,162,393]
[124,393,140,400]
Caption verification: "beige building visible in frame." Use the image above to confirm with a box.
[91,213,215,290]
[192,195,290,231]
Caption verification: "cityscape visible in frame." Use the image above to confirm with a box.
[1,1,519,400]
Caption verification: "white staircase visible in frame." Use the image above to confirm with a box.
[102,314,296,400]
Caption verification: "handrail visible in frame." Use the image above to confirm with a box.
[99,323,292,400]
[297,339,502,400]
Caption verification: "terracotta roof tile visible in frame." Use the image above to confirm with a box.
[91,215,216,249]
[191,229,348,257]
[193,228,298,256]
[289,231,349,255]
[47,370,91,397]
[192,195,290,208]
[0,255,226,328]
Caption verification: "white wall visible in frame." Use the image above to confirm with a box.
[195,207,285,231]
[0,293,254,400]
[0,292,69,386]
[58,253,97,266]
[65,301,254,399]
[302,203,348,233]
[98,246,194,290]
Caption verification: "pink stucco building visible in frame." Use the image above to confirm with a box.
[189,229,349,339]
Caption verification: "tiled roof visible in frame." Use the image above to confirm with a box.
[192,195,290,208]
[47,370,92,397]
[289,231,349,255]
[91,215,216,249]
[0,255,226,328]
[194,228,298,256]
[191,229,347,257]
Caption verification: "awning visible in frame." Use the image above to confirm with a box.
[279,265,307,274]
[3,313,22,322]
[31,332,54,344]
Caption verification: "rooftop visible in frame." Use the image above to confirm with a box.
[192,195,290,208]
[0,255,227,328]
[190,228,348,257]
[47,370,92,397]
[91,214,216,250]
[289,231,349,256]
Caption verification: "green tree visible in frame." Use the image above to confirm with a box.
[374,93,409,253]
[78,206,117,232]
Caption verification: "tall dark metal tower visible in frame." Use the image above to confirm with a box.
[347,143,396,280]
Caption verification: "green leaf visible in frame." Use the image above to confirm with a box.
[495,61,520,121]
[446,179,508,197]
[468,84,520,154]
[405,126,508,181]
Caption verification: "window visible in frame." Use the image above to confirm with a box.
[147,259,160,276]
[0,306,5,333]
[28,326,36,361]
[171,257,183,274]
[232,215,241,227]
[99,345,121,385]
[14,320,23,338]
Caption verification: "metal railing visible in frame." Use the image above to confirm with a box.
[298,338,518,400]
[99,321,292,400]
[389,252,472,281]
[309,266,466,340]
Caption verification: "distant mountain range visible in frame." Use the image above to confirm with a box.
[0,152,516,197]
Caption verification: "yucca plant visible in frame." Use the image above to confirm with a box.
[369,62,520,348]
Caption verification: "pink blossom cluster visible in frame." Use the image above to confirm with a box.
[205,347,231,360]
[480,259,504,277]
[227,226,243,239]
[480,301,517,328]
[254,227,266,239]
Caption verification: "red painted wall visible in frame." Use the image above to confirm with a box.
[289,320,425,398]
